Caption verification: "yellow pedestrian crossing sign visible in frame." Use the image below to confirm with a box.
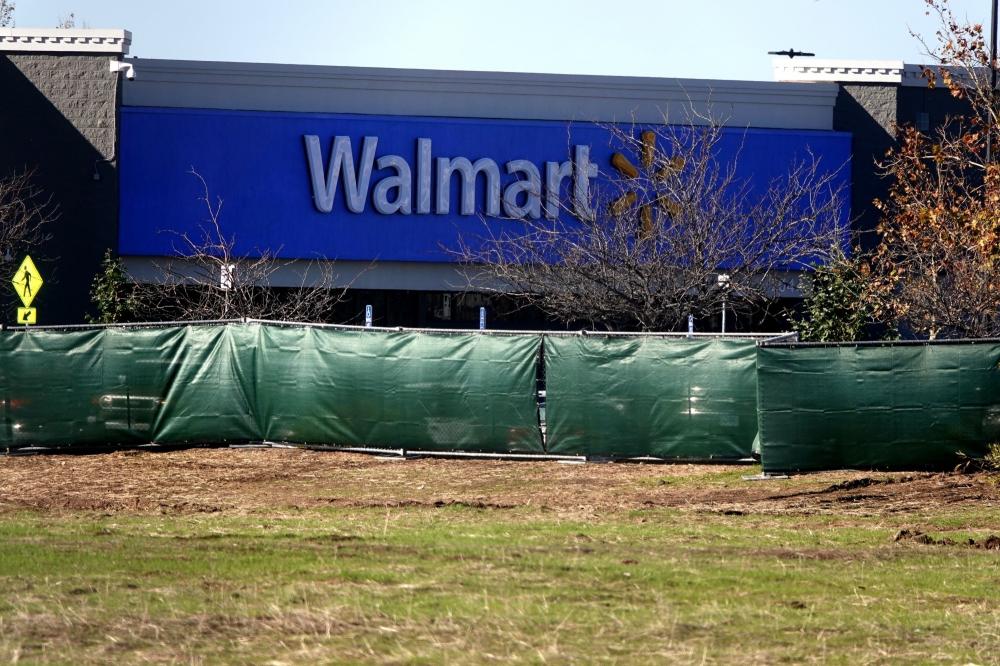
[11,255,43,308]
[17,307,36,325]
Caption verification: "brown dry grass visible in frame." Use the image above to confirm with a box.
[1,446,996,517]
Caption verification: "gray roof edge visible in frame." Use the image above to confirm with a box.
[122,58,840,130]
[124,57,837,92]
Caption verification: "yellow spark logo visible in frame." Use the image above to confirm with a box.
[609,130,684,238]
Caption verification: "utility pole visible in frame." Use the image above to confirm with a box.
[989,0,998,162]
[992,0,998,94]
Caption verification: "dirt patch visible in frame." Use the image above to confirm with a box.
[894,529,1000,549]
[2,608,365,662]
[825,477,881,492]
[0,447,997,516]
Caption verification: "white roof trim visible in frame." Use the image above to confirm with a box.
[0,28,131,54]
[772,58,931,87]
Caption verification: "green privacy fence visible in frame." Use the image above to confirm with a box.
[543,335,760,459]
[1,327,106,448]
[0,322,764,458]
[4,322,998,471]
[756,341,1000,473]
[0,325,259,448]
[0,322,542,453]
[254,325,543,453]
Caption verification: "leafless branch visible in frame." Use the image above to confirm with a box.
[0,168,56,263]
[130,169,354,322]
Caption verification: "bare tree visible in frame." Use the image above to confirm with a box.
[458,120,847,331]
[126,170,352,322]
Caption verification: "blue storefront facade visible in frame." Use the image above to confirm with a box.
[118,107,850,268]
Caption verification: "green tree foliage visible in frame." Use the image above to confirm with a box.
[87,249,143,323]
[792,253,877,342]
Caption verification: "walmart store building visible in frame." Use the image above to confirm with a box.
[0,28,962,327]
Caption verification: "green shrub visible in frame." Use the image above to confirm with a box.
[87,249,144,324]
[792,252,879,342]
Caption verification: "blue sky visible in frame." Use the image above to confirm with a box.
[12,0,992,80]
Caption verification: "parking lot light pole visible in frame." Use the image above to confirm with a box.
[717,273,731,333]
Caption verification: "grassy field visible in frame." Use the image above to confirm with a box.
[0,449,998,664]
